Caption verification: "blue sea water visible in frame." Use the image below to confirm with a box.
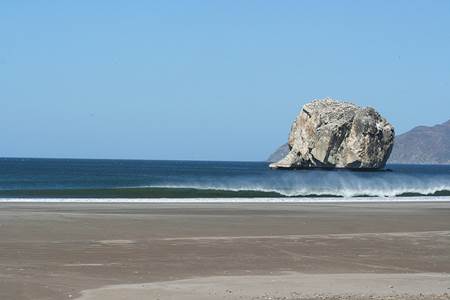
[0,158,449,199]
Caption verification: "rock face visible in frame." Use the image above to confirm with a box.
[269,99,395,169]
[389,119,450,164]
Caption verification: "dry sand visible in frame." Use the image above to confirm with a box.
[0,202,449,299]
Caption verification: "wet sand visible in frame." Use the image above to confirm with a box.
[0,202,449,299]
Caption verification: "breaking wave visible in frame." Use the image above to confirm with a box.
[0,185,449,198]
[0,159,449,199]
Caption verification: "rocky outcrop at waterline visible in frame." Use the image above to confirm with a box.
[269,99,395,169]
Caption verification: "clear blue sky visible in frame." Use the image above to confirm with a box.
[1,1,449,161]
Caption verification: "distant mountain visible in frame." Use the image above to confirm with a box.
[389,119,450,164]
[267,143,289,163]
[268,119,450,164]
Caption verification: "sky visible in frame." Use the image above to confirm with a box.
[1,1,450,161]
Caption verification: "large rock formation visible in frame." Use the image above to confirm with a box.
[269,99,395,169]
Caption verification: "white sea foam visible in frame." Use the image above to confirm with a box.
[139,167,450,197]
[142,184,450,197]
[1,196,450,203]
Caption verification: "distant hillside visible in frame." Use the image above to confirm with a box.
[268,119,450,164]
[389,119,450,164]
[267,143,289,163]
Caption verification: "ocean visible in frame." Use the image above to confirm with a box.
[0,157,449,202]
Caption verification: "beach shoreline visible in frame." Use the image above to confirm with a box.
[1,201,449,299]
[2,196,450,203]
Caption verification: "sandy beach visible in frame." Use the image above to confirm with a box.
[0,202,449,299]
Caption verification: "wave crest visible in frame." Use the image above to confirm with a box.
[0,186,449,198]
